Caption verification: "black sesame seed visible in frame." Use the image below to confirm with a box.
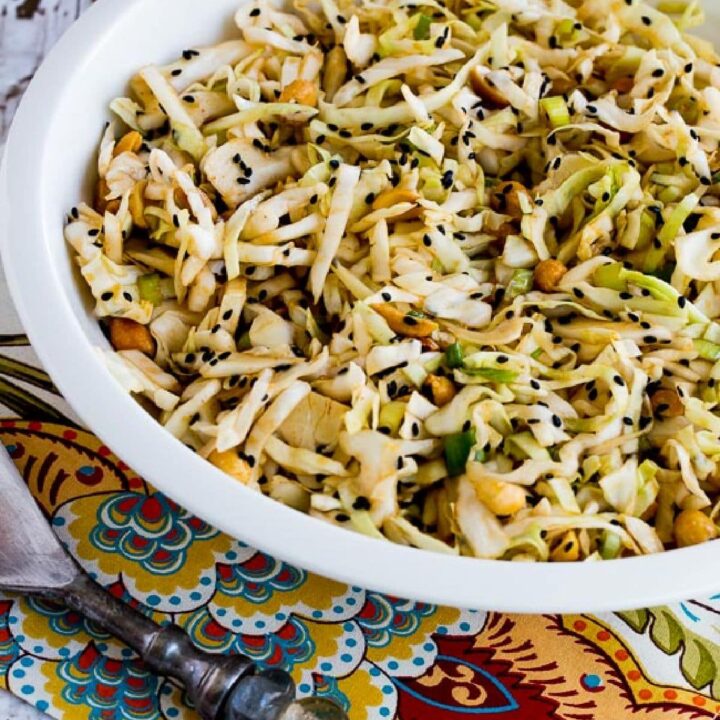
[641,15,652,25]
[462,419,472,432]
[613,375,624,386]
[353,496,371,510]
[123,292,133,302]
[552,415,562,427]
[100,291,113,301]
[249,7,261,15]
[171,68,182,76]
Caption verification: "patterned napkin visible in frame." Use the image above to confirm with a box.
[1,272,719,719]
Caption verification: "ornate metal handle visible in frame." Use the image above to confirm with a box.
[47,572,295,720]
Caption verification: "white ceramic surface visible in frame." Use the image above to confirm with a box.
[3,0,720,613]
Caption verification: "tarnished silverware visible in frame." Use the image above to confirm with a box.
[0,445,347,720]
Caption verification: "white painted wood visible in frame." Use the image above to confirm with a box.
[1,8,92,718]
[0,0,93,141]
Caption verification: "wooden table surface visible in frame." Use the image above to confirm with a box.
[1,0,92,142]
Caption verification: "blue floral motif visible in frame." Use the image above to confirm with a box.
[90,492,217,575]
[181,609,314,671]
[356,594,436,648]
[215,552,305,604]
[26,597,111,641]
[57,644,161,720]
[236,616,315,670]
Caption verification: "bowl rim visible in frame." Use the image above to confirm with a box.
[2,0,719,614]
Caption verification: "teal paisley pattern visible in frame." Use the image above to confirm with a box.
[215,552,306,605]
[57,644,160,720]
[91,493,218,575]
[357,595,437,648]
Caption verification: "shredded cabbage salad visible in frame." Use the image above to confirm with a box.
[66,0,720,561]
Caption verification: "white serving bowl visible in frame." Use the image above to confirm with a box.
[3,0,720,613]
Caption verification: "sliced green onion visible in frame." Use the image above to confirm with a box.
[137,273,163,305]
[637,209,656,250]
[507,268,534,298]
[462,367,518,383]
[694,338,720,361]
[237,331,252,351]
[600,529,622,560]
[643,193,699,272]
[593,262,626,291]
[378,401,406,435]
[539,96,571,129]
[474,448,487,462]
[413,13,432,40]
[445,342,464,368]
[531,347,544,360]
[444,429,475,476]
